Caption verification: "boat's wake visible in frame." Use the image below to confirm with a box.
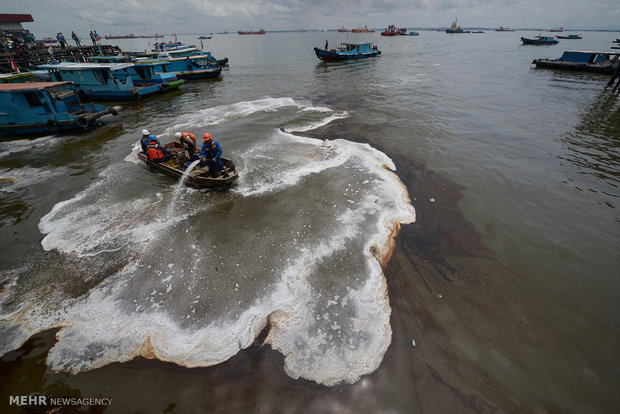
[0,98,415,387]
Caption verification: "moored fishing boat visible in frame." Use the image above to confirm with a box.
[0,81,119,138]
[38,62,183,101]
[134,42,229,66]
[138,141,238,189]
[314,42,381,61]
[135,54,222,80]
[532,50,620,74]
[87,55,185,87]
[521,35,559,45]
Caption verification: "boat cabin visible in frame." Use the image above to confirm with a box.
[0,81,115,136]
[88,55,180,85]
[337,42,378,54]
[38,62,171,100]
[557,51,619,64]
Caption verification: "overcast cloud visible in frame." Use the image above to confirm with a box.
[3,0,619,36]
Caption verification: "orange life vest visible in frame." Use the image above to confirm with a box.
[181,132,196,145]
[147,146,164,160]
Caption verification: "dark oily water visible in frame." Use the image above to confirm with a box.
[1,31,619,413]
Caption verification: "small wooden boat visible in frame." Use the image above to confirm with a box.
[314,42,381,61]
[556,34,581,39]
[138,142,238,189]
[521,36,558,45]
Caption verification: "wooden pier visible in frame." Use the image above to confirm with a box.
[0,44,122,74]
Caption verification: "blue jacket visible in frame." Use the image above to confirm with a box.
[140,137,149,153]
[201,140,222,159]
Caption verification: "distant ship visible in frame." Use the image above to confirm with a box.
[238,29,266,35]
[104,34,163,39]
[338,27,350,32]
[351,26,374,33]
[495,27,515,32]
[550,27,564,32]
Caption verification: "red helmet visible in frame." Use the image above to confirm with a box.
[203,132,212,141]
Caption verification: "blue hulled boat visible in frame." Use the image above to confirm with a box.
[87,55,184,86]
[131,42,229,66]
[134,54,222,80]
[38,63,184,101]
[314,42,381,61]
[521,36,559,45]
[0,81,119,138]
[532,50,620,74]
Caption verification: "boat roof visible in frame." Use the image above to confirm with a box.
[0,81,73,91]
[38,62,133,71]
[563,50,620,55]
[341,42,373,46]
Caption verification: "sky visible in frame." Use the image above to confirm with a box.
[3,0,619,37]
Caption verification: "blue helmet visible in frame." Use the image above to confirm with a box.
[148,134,158,141]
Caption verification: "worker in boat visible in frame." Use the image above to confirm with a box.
[140,129,150,153]
[175,131,198,168]
[200,133,226,178]
[146,134,172,164]
[175,131,200,161]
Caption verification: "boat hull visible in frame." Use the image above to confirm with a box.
[521,37,559,45]
[0,106,119,139]
[532,59,618,74]
[314,47,381,62]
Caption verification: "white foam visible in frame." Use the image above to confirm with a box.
[163,97,305,134]
[0,99,415,387]
[283,111,349,133]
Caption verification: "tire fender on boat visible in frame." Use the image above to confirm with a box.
[76,116,89,129]
[46,119,59,132]
[107,106,119,116]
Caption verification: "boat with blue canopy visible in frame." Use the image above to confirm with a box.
[134,54,222,80]
[0,81,119,138]
[38,62,184,101]
[521,35,559,45]
[130,42,229,66]
[532,50,620,74]
[314,42,381,61]
[87,55,184,86]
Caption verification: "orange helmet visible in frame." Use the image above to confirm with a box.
[203,132,212,141]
